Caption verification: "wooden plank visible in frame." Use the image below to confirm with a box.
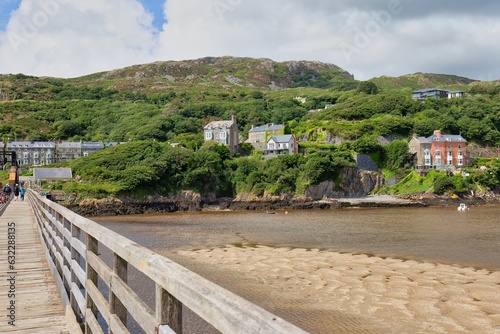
[85,308,105,334]
[72,259,86,287]
[87,251,112,286]
[109,314,130,334]
[65,305,84,334]
[86,280,111,324]
[71,281,86,317]
[110,274,157,333]
[71,237,86,259]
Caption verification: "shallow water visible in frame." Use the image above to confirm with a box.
[92,205,500,333]
[95,204,500,271]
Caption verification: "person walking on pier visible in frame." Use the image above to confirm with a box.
[20,185,26,201]
[3,184,12,201]
[14,184,20,201]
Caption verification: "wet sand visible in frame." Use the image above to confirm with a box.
[175,245,500,334]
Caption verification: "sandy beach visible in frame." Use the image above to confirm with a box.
[177,245,500,333]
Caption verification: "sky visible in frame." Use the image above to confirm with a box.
[0,0,499,81]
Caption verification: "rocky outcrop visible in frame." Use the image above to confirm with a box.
[304,168,385,200]
[61,168,387,216]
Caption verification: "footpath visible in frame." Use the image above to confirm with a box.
[0,197,69,333]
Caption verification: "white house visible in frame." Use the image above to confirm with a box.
[265,134,298,156]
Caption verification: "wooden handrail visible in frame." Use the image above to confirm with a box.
[27,189,308,334]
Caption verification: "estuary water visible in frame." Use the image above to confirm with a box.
[93,205,500,333]
[95,205,500,270]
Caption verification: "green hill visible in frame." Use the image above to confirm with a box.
[370,72,477,91]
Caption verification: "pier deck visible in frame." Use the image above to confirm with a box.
[0,198,69,333]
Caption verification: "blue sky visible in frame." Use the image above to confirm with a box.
[139,0,165,31]
[0,0,21,30]
[0,0,166,31]
[0,0,499,81]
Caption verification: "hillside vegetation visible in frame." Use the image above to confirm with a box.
[1,57,500,198]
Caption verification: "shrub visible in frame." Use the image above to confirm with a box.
[433,177,454,195]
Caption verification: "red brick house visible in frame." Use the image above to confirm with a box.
[408,130,468,173]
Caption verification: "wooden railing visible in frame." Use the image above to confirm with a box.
[27,189,308,334]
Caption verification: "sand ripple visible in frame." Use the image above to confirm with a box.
[178,246,500,333]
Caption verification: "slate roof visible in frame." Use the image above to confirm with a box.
[3,141,56,149]
[249,124,284,133]
[58,142,104,149]
[33,168,73,180]
[269,134,294,143]
[427,134,466,142]
[204,120,234,129]
[412,88,448,93]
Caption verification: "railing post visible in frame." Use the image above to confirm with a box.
[156,284,182,334]
[110,253,127,334]
[86,235,98,334]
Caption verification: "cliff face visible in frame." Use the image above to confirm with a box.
[304,168,385,200]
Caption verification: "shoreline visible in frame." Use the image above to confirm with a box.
[61,193,500,217]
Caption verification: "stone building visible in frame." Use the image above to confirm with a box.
[203,115,239,156]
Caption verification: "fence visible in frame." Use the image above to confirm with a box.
[27,189,308,334]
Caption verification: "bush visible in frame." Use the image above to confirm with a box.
[433,177,454,195]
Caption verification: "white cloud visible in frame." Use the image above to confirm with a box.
[0,0,499,81]
[0,0,158,77]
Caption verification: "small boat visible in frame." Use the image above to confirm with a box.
[457,203,468,211]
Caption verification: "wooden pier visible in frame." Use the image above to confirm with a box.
[0,190,307,334]
[0,198,69,333]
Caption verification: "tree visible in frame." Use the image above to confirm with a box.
[383,140,411,170]
[357,81,379,95]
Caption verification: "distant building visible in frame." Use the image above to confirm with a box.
[265,134,298,156]
[57,141,104,162]
[203,115,239,156]
[408,130,468,173]
[412,88,465,101]
[33,168,73,182]
[1,141,56,166]
[246,123,285,151]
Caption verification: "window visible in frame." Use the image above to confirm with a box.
[447,151,452,157]
[458,158,463,166]
[458,151,463,157]
[205,131,213,140]
[220,131,227,139]
[268,143,274,150]
[435,150,441,157]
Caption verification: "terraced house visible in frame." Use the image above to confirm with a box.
[3,141,56,166]
[1,141,120,167]
[409,130,468,174]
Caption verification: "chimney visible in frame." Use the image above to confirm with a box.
[231,114,236,124]
[433,130,442,138]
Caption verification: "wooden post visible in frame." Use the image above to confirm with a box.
[156,284,182,334]
[110,254,127,334]
[86,235,98,334]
